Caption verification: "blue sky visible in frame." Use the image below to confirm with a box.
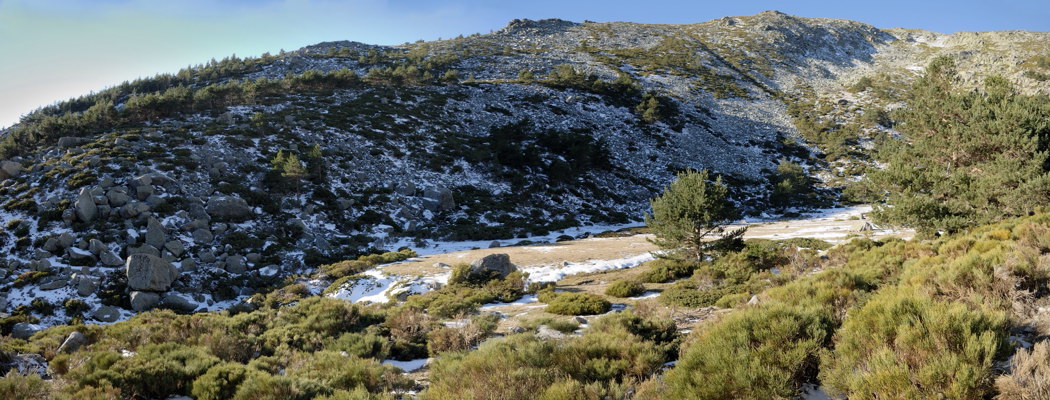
[1,0,1047,128]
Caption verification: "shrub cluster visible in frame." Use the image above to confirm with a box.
[539,291,611,315]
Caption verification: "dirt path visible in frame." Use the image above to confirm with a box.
[382,206,911,276]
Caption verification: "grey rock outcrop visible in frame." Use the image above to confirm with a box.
[160,294,198,313]
[100,250,123,266]
[75,189,98,223]
[125,254,179,291]
[130,291,161,312]
[469,253,517,279]
[0,160,22,179]
[225,255,247,274]
[145,217,166,248]
[57,331,88,353]
[91,306,121,323]
[206,196,251,220]
[12,322,41,339]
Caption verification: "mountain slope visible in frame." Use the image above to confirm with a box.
[0,11,1048,328]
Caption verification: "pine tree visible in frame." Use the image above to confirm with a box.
[646,170,746,263]
[868,56,1050,235]
[280,153,308,194]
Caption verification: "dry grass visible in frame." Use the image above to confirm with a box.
[996,341,1050,399]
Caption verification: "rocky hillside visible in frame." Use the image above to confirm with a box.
[0,10,1048,331]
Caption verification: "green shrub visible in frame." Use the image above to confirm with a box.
[637,258,696,283]
[403,271,525,318]
[539,291,611,315]
[819,290,1007,399]
[664,304,834,399]
[0,371,48,399]
[13,270,52,288]
[192,362,257,400]
[604,279,645,298]
[659,281,750,308]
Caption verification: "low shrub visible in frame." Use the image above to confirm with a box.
[995,341,1050,399]
[0,371,48,399]
[192,362,257,400]
[659,281,750,308]
[637,258,696,283]
[664,304,834,398]
[604,279,645,298]
[819,290,1007,399]
[539,291,611,315]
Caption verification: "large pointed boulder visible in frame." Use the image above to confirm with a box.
[125,254,179,291]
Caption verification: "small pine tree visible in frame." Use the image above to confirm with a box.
[646,170,746,263]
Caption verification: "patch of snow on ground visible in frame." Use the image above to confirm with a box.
[630,291,661,300]
[480,294,539,310]
[386,222,642,257]
[382,358,431,372]
[799,383,833,400]
[521,253,656,284]
[329,269,448,304]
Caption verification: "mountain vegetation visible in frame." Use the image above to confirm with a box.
[1,10,1050,399]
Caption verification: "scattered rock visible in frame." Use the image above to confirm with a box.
[77,276,99,296]
[57,232,75,249]
[76,189,98,223]
[127,244,160,257]
[125,254,179,291]
[489,241,501,248]
[88,239,107,256]
[164,240,185,257]
[192,229,214,244]
[11,322,41,339]
[145,217,166,249]
[536,325,567,339]
[179,258,197,273]
[106,190,130,207]
[225,255,247,274]
[0,160,22,179]
[159,294,198,313]
[206,196,251,220]
[130,291,161,312]
[100,249,123,266]
[57,136,87,148]
[91,306,121,323]
[469,253,517,279]
[57,331,88,353]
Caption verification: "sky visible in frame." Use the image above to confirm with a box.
[1,0,1048,129]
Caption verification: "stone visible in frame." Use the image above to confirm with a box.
[67,247,97,264]
[91,306,120,322]
[179,258,197,273]
[57,136,87,148]
[200,250,216,263]
[77,276,99,296]
[164,240,185,257]
[489,240,501,248]
[747,295,760,305]
[125,253,179,291]
[159,294,198,313]
[335,198,354,210]
[225,255,247,274]
[42,238,59,252]
[100,250,123,266]
[246,253,262,263]
[468,253,517,279]
[89,239,106,256]
[11,322,41,339]
[206,196,251,220]
[57,331,88,353]
[106,190,130,207]
[127,244,160,257]
[145,217,166,249]
[98,177,115,188]
[0,160,22,179]
[192,229,214,244]
[76,189,98,223]
[121,201,150,218]
[536,325,567,340]
[130,291,161,312]
[57,232,75,249]
[422,187,456,212]
[40,279,68,290]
